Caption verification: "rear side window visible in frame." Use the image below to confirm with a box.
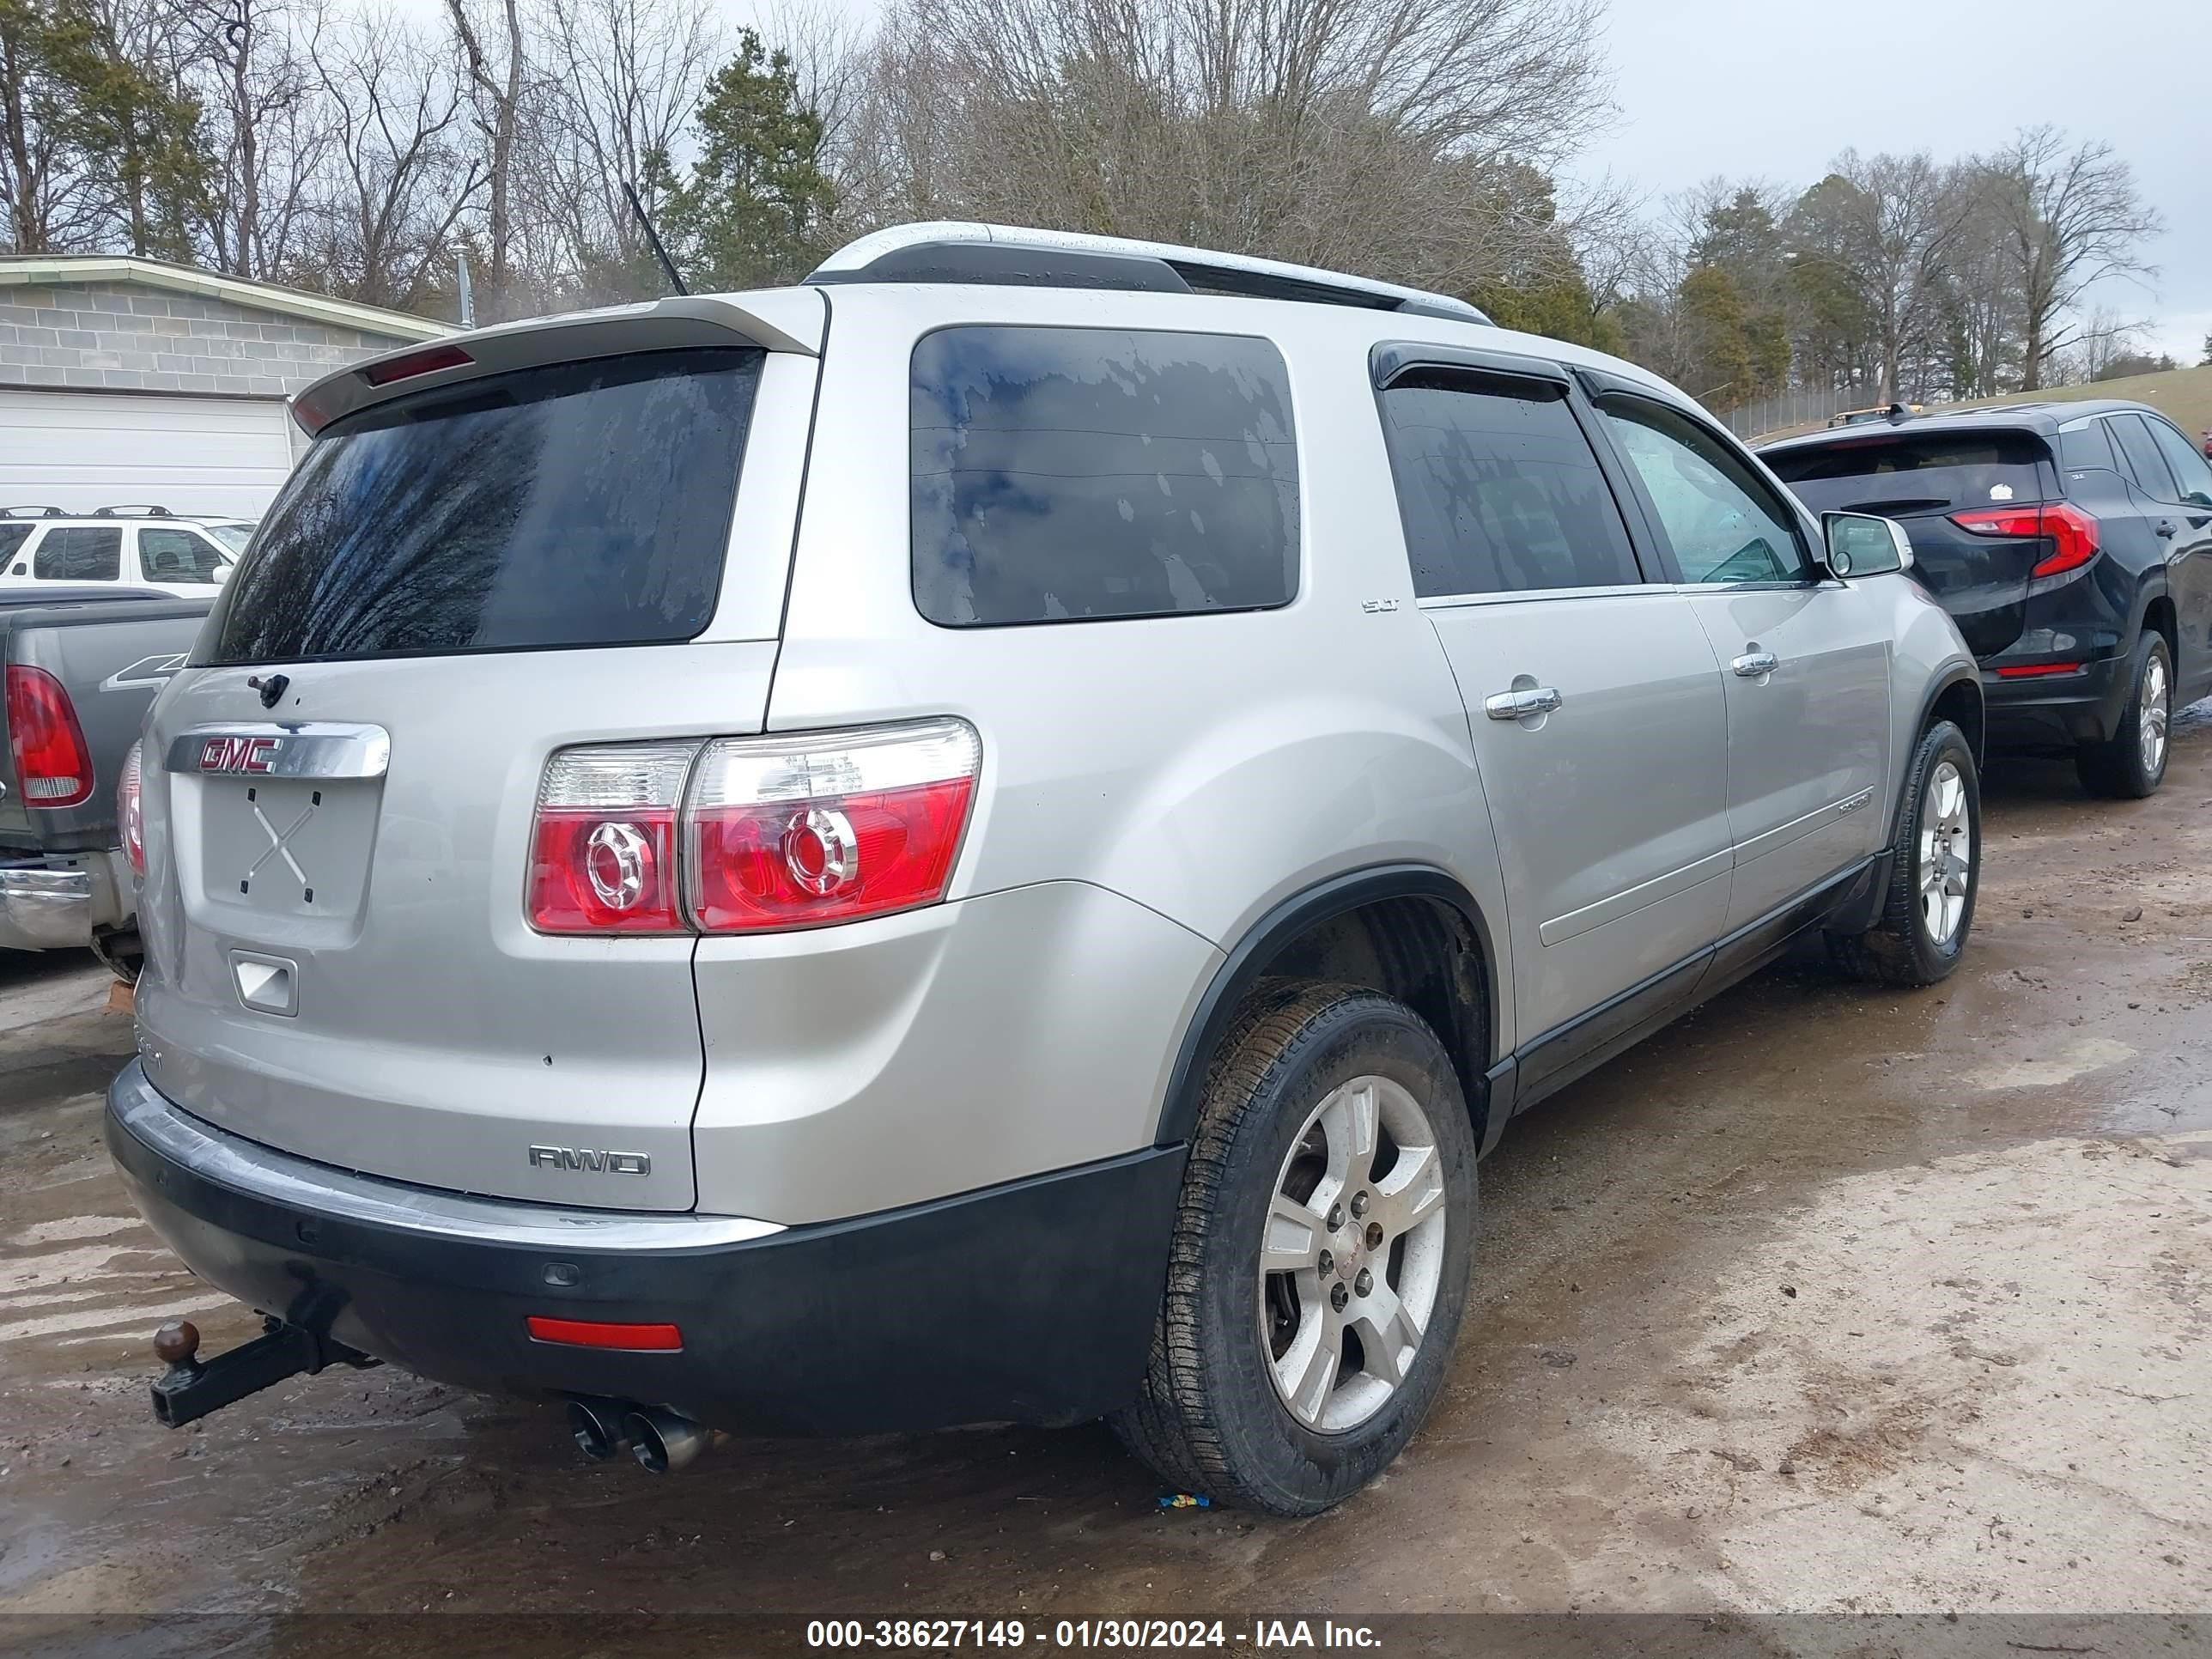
[1377,374,1641,596]
[33,526,121,581]
[1766,431,2051,515]
[0,524,30,563]
[203,349,763,665]
[910,326,1299,626]
[2059,421,2121,474]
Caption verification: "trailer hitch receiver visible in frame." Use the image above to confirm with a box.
[150,1316,378,1427]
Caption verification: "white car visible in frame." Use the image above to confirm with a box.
[0,507,243,599]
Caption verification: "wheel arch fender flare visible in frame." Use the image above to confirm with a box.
[1151,864,1503,1149]
[1891,664,1983,842]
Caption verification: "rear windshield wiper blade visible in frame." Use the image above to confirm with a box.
[1839,496,1950,515]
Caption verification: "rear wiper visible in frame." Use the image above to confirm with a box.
[1840,497,1948,515]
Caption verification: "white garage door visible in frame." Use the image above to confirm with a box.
[0,390,297,519]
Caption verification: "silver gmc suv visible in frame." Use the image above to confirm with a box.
[108,224,1984,1516]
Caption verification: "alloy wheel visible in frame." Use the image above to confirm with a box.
[1258,1074,1449,1433]
[2140,652,2171,780]
[1917,759,1972,946]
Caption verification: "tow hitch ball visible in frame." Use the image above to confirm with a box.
[149,1316,378,1427]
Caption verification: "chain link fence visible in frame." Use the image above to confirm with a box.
[1720,386,1885,443]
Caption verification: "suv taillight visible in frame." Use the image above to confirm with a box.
[118,739,144,875]
[526,720,981,937]
[1950,502,2099,578]
[528,742,694,934]
[5,664,94,807]
[685,719,980,933]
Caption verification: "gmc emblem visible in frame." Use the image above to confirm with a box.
[528,1146,652,1176]
[199,735,281,775]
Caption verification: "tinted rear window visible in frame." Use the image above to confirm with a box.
[1766,432,2051,515]
[202,349,763,665]
[910,325,1299,626]
[34,526,121,581]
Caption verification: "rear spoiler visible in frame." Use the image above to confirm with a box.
[291,289,826,437]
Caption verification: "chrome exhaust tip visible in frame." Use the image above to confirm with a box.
[566,1395,634,1462]
[623,1406,708,1474]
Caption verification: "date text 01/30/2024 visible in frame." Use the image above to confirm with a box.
[804,1620,1383,1650]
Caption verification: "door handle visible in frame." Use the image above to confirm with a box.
[1732,651,1780,678]
[2156,521,2177,539]
[1484,686,1563,721]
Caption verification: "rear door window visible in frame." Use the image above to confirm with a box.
[2147,419,2212,505]
[1766,432,2051,515]
[202,349,763,665]
[1376,372,1642,596]
[33,526,122,581]
[2109,415,2180,501]
[910,326,1299,626]
[1600,399,1809,583]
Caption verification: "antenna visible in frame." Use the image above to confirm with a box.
[622,179,689,297]
[457,250,475,328]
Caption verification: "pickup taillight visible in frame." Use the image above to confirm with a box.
[526,720,980,937]
[118,739,144,875]
[5,665,94,808]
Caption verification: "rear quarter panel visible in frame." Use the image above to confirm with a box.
[707,290,1515,1217]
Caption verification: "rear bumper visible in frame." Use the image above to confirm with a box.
[106,1060,1183,1435]
[0,849,130,951]
[1982,655,2132,749]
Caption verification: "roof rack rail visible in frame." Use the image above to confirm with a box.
[94,503,174,518]
[807,222,1491,325]
[0,505,67,518]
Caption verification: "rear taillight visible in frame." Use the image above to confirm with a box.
[684,719,980,933]
[1950,502,2099,578]
[527,742,695,934]
[526,720,981,937]
[5,665,94,808]
[118,739,144,876]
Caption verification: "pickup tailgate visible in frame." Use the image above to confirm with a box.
[0,595,208,852]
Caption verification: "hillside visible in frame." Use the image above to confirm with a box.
[1958,362,2212,438]
[1751,362,2212,446]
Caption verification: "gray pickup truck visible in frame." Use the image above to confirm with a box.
[0,587,211,975]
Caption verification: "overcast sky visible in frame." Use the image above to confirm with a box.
[767,0,2209,364]
[1571,0,2211,364]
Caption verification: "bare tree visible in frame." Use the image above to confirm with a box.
[1990,125,2162,391]
[1792,149,1967,402]
[308,7,479,308]
[834,0,1613,298]
[443,0,527,316]
[530,0,717,297]
[188,0,331,278]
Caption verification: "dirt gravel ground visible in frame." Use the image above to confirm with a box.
[3,713,2210,1639]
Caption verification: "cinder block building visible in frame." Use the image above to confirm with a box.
[0,256,451,517]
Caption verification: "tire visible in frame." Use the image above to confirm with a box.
[1826,720,1979,988]
[2075,633,2172,799]
[1110,981,1479,1516]
[90,928,142,985]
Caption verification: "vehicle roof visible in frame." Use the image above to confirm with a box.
[316,269,1695,441]
[0,511,241,527]
[1761,398,2175,453]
